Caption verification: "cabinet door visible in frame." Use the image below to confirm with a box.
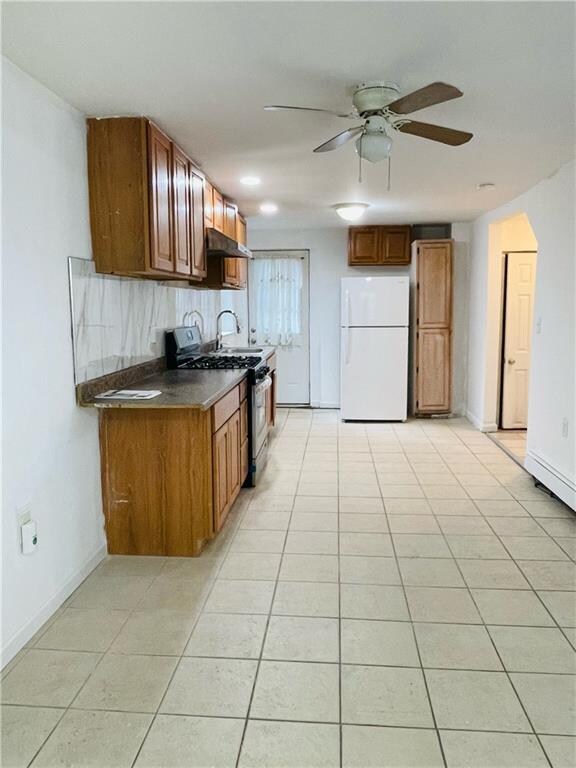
[213,189,224,232]
[224,201,237,240]
[227,410,241,504]
[223,258,239,287]
[236,214,247,246]
[172,146,191,276]
[213,421,229,531]
[236,258,247,289]
[241,438,249,484]
[416,328,451,412]
[190,169,206,279]
[348,227,380,265]
[148,123,174,272]
[382,227,411,265]
[204,180,214,228]
[417,241,453,327]
[240,398,248,445]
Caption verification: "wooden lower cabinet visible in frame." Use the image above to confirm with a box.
[99,408,213,556]
[213,410,240,532]
[415,328,451,413]
[99,381,248,556]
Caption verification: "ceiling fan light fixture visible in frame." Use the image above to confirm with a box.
[355,132,393,163]
[333,202,370,222]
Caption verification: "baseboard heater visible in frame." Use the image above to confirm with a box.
[524,451,576,511]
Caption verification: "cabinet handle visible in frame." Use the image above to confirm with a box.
[507,359,516,365]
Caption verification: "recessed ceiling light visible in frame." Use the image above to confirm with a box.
[260,202,278,214]
[240,176,261,186]
[477,182,496,190]
[333,202,370,222]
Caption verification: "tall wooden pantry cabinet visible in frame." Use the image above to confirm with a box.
[413,239,453,414]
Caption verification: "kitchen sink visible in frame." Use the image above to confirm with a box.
[216,346,263,354]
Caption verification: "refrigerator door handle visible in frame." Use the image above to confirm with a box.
[345,289,351,328]
[344,325,351,365]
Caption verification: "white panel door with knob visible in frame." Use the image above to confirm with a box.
[501,252,537,429]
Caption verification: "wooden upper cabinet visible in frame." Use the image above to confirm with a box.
[172,145,192,277]
[190,169,206,279]
[416,241,452,327]
[348,225,411,266]
[223,258,239,287]
[236,214,247,246]
[348,227,381,265]
[203,180,214,228]
[212,188,224,232]
[224,201,237,240]
[148,122,174,273]
[382,227,411,265]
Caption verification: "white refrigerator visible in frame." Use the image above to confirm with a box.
[340,276,409,421]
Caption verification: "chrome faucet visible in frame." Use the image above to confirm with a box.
[216,310,241,351]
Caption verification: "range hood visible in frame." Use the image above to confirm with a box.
[205,228,252,259]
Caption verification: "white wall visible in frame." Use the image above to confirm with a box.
[249,225,471,411]
[2,60,107,664]
[467,160,575,507]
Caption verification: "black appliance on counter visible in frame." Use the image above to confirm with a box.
[165,327,271,486]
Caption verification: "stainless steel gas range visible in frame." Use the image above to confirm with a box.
[165,326,271,485]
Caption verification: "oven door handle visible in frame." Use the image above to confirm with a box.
[254,375,272,394]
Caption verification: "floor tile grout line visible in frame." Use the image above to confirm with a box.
[234,408,307,768]
[427,477,556,767]
[336,418,343,768]
[381,424,449,768]
[127,487,252,767]
[6,413,574,766]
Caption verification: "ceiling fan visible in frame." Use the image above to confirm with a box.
[264,81,473,163]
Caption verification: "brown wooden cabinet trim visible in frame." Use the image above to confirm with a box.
[348,225,411,266]
[148,122,175,273]
[413,239,453,414]
[212,386,240,432]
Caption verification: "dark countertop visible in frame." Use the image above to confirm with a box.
[84,368,249,411]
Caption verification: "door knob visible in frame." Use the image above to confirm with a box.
[250,328,256,333]
[250,337,257,344]
[507,359,516,365]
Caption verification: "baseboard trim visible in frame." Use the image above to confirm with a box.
[465,410,497,432]
[1,544,107,668]
[524,451,576,510]
[310,401,340,409]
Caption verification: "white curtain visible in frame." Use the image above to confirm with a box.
[252,257,303,346]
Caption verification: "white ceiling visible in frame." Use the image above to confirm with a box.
[3,2,574,229]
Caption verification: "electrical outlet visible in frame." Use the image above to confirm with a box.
[562,418,569,438]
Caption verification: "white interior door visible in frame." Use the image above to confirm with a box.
[501,252,537,429]
[249,250,310,405]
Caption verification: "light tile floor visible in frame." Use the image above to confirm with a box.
[2,411,576,768]
[490,430,527,463]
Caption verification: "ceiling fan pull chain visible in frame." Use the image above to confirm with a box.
[358,134,363,183]
[387,154,391,191]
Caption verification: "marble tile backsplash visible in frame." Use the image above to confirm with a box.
[69,258,247,383]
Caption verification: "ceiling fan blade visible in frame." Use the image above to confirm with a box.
[313,126,364,153]
[396,120,473,146]
[264,105,352,118]
[387,82,463,115]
